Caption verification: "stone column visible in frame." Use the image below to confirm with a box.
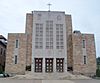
[64,57,67,72]
[43,58,45,73]
[53,58,56,72]
[31,58,34,72]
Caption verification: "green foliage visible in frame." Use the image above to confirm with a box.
[0,65,3,74]
[96,69,100,77]
[97,57,100,65]
[97,65,100,70]
[96,57,100,77]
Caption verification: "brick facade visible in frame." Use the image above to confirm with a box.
[5,11,97,76]
[72,32,96,76]
[25,13,33,66]
[5,33,27,74]
[65,15,73,70]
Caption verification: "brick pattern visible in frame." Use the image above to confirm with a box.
[25,13,33,66]
[5,12,96,76]
[72,33,96,76]
[25,13,33,34]
[5,33,27,74]
[65,15,73,68]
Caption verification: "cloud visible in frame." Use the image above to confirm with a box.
[0,0,99,57]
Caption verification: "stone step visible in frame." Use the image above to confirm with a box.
[25,71,72,79]
[24,71,90,80]
[11,71,91,80]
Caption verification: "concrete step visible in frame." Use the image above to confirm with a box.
[10,71,91,80]
[24,71,91,80]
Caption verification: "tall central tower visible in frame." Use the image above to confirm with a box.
[32,11,67,73]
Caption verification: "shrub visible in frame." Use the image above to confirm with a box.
[0,65,3,74]
[96,69,100,77]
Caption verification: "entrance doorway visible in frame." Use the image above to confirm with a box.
[56,58,64,72]
[34,58,43,72]
[45,58,53,73]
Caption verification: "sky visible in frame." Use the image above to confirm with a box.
[0,0,100,57]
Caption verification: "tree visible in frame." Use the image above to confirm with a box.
[0,65,3,74]
[96,57,100,77]
[96,69,100,77]
[97,57,100,69]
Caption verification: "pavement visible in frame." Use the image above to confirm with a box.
[0,72,99,83]
[9,72,91,80]
[0,79,100,83]
[71,79,100,83]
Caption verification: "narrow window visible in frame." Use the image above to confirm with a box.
[15,55,17,64]
[35,23,43,49]
[46,21,53,49]
[0,48,3,55]
[84,56,87,64]
[82,40,85,48]
[3,50,5,56]
[16,40,18,48]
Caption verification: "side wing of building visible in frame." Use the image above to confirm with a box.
[72,32,96,76]
[5,33,27,74]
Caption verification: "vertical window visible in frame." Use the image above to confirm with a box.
[82,40,85,48]
[84,56,87,64]
[0,48,3,55]
[46,21,53,49]
[16,40,18,48]
[35,23,43,49]
[56,24,64,49]
[15,55,17,64]
[3,50,5,56]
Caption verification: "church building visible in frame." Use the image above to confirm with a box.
[5,10,96,77]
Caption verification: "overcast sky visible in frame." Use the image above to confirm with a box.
[0,0,100,57]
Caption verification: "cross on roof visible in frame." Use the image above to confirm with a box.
[47,3,52,11]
